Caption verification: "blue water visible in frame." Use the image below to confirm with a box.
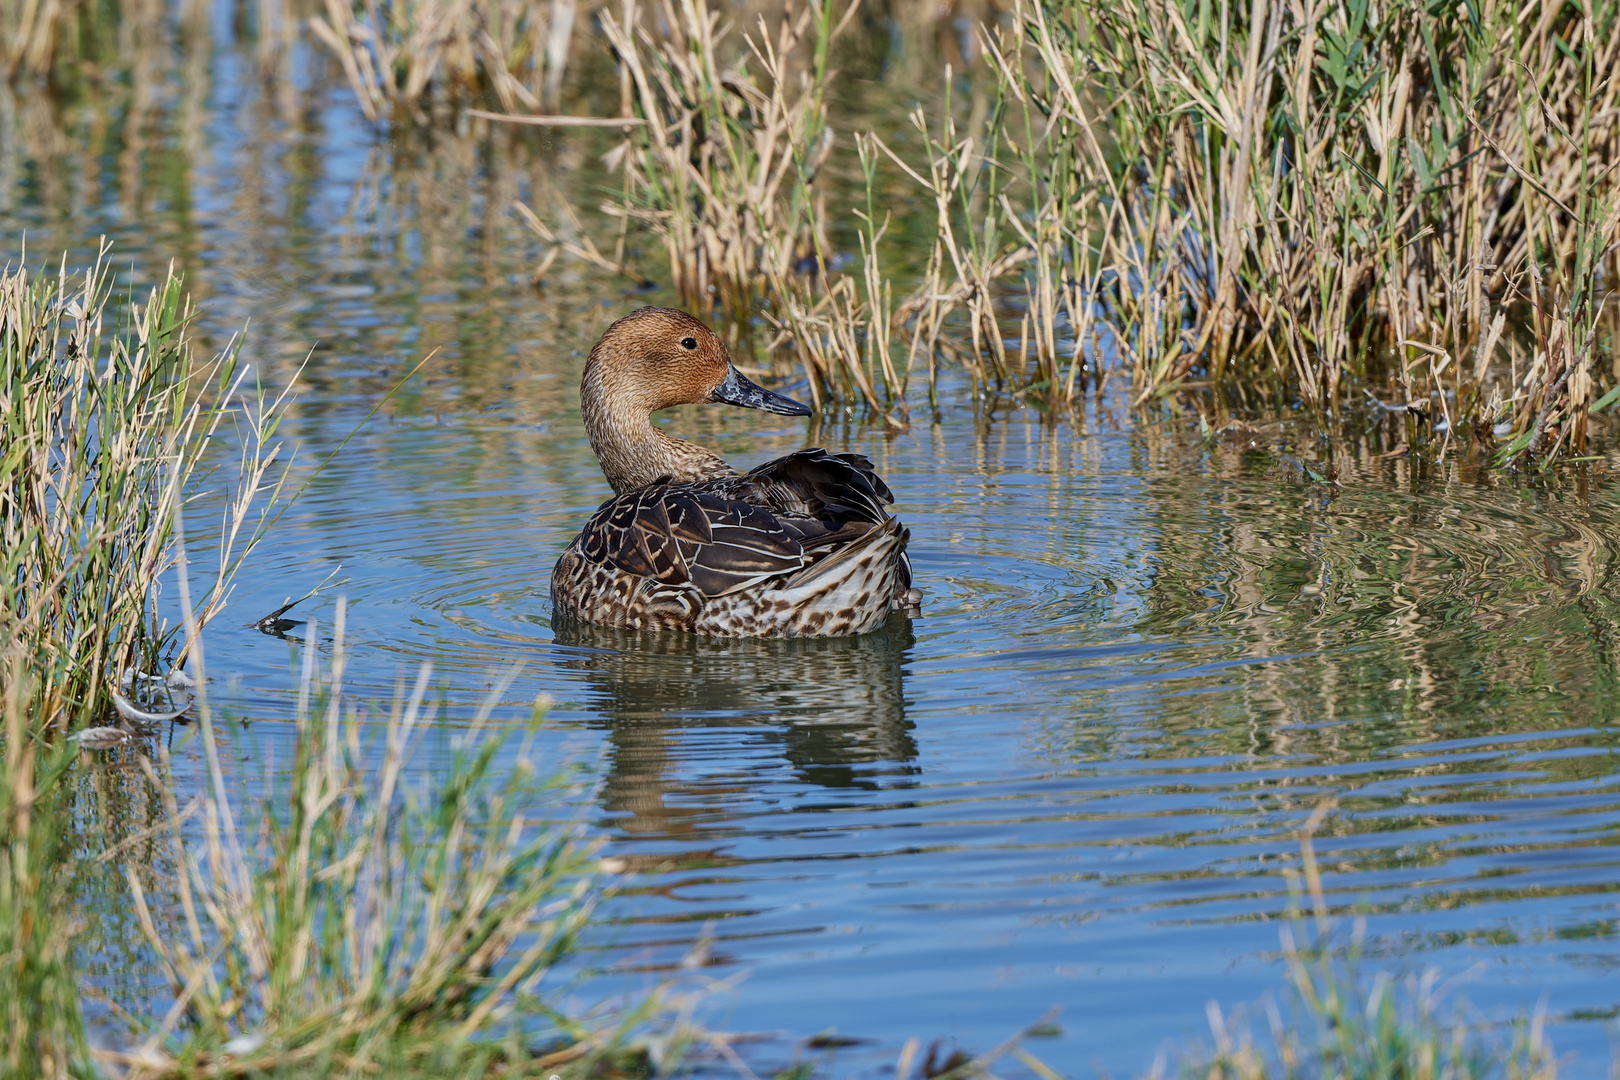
[7,19,1620,1075]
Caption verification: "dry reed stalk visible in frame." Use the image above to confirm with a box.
[0,243,294,731]
[106,594,663,1079]
[971,0,1617,454]
[761,131,908,418]
[876,95,1033,397]
[598,0,851,331]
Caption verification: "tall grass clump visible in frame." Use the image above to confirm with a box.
[592,0,848,333]
[0,241,291,1074]
[105,601,660,1078]
[963,0,1619,453]
[1,243,290,731]
[1173,814,1558,1080]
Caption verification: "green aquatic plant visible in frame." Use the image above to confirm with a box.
[1169,813,1559,1080]
[0,243,292,732]
[106,598,662,1079]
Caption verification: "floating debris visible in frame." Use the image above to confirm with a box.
[71,726,134,748]
[249,596,307,635]
[112,691,191,724]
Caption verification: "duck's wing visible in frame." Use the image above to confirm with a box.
[578,485,810,597]
[735,448,894,524]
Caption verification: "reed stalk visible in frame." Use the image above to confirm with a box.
[1,243,293,732]
[596,0,850,336]
[103,597,655,1078]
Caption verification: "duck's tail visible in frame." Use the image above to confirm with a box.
[769,517,912,636]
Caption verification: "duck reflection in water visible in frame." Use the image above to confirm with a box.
[551,616,917,867]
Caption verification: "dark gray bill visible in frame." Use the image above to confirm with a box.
[710,366,812,416]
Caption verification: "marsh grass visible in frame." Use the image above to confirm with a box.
[0,244,291,732]
[596,0,850,333]
[101,597,658,1078]
[534,0,1617,462]
[0,242,291,1076]
[957,0,1620,450]
[1170,813,1559,1080]
[14,0,1616,460]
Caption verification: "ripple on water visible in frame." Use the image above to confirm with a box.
[171,408,1620,1075]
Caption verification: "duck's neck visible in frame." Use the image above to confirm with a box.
[582,377,735,495]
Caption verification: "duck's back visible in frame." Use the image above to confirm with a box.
[551,449,914,637]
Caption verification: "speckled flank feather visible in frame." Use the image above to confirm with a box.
[554,509,913,637]
[551,307,919,638]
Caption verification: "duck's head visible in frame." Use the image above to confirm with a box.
[583,306,811,418]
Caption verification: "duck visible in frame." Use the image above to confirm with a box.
[550,306,919,637]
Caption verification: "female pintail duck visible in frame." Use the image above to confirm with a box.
[551,306,920,637]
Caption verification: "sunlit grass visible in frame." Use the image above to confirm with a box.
[1,242,290,732]
[102,598,672,1078]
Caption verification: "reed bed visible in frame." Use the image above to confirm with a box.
[595,0,846,331]
[12,0,1616,457]
[533,0,1617,462]
[969,0,1620,459]
[101,600,662,1079]
[1,244,290,732]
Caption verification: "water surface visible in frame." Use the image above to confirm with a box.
[6,20,1620,1076]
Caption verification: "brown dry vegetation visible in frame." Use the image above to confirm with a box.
[984,0,1620,462]
[21,0,1614,459]
[514,0,1619,463]
[7,0,1614,454]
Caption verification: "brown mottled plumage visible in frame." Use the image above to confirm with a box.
[551,307,920,637]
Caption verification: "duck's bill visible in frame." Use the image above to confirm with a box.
[710,366,813,416]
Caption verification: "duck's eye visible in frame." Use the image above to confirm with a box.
[679,336,698,350]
